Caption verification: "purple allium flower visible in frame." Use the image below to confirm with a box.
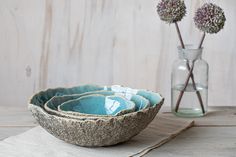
[157,0,186,23]
[194,3,226,34]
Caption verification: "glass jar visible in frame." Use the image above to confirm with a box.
[171,45,208,117]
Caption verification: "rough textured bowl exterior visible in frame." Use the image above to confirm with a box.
[28,99,163,147]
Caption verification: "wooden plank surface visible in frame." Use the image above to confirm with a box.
[0,106,36,140]
[160,106,236,126]
[0,106,236,156]
[0,127,33,140]
[1,106,236,127]
[0,106,36,127]
[147,127,236,157]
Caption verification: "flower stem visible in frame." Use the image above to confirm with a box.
[198,32,206,48]
[174,22,185,49]
[175,61,195,112]
[186,62,205,114]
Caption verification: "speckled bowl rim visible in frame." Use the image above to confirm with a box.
[29,96,164,123]
[29,86,164,122]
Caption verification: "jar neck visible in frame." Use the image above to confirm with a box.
[178,45,203,61]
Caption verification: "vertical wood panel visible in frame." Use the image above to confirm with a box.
[0,0,235,107]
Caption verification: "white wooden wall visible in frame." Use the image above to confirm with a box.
[0,0,235,107]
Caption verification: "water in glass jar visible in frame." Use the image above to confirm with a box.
[172,83,208,117]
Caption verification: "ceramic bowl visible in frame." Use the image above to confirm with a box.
[44,91,115,119]
[58,94,135,116]
[44,90,150,119]
[29,85,164,146]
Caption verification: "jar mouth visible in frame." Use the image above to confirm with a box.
[177,44,203,51]
[178,44,203,60]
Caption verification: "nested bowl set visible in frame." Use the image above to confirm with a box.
[29,85,164,146]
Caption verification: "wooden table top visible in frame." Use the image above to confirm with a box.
[1,106,236,157]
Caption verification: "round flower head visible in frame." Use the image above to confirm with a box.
[194,3,226,34]
[157,0,186,23]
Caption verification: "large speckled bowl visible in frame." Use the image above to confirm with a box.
[28,85,164,147]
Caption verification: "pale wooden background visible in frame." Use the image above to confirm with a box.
[0,0,235,107]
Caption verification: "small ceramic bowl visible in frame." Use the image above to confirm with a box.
[58,94,135,116]
[44,90,115,119]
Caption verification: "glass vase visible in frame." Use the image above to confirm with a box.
[171,45,208,117]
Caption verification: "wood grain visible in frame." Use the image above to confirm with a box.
[0,0,235,107]
[147,127,236,157]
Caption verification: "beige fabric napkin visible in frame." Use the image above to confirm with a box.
[0,116,193,157]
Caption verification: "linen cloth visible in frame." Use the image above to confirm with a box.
[0,116,193,157]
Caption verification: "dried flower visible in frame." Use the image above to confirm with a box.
[157,0,186,23]
[194,3,226,34]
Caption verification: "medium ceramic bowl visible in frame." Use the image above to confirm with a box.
[44,90,150,119]
[28,84,164,146]
[58,94,136,116]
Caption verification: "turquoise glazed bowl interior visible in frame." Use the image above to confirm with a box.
[58,94,135,116]
[129,95,150,111]
[136,90,162,107]
[109,85,162,107]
